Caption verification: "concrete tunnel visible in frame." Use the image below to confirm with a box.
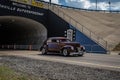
[0,16,47,49]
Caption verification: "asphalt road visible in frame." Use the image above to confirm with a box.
[0,50,120,71]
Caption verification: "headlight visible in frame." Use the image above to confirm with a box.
[80,46,85,51]
[77,47,81,52]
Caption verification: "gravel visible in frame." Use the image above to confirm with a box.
[0,55,120,80]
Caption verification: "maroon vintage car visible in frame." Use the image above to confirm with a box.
[41,37,85,56]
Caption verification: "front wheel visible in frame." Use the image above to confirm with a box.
[62,49,69,57]
[78,51,84,56]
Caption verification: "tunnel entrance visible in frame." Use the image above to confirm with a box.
[0,16,47,50]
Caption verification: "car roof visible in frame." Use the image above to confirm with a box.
[48,37,67,40]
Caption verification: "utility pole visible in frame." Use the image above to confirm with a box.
[108,0,111,12]
[96,0,97,10]
[49,0,51,5]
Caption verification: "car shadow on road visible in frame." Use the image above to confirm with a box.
[37,52,83,57]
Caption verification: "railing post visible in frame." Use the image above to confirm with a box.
[90,31,92,38]
[8,45,9,49]
[97,37,100,44]
[62,11,64,18]
[2,45,4,49]
[52,5,54,11]
[58,9,60,16]
[75,20,77,28]
[51,5,53,10]
[82,26,83,32]
[29,45,32,50]
[106,41,108,50]
[14,45,16,50]
[68,16,71,24]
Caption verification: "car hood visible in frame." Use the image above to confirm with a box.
[61,42,80,47]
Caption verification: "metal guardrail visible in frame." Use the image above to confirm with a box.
[47,4,108,50]
[0,45,40,50]
[0,44,107,53]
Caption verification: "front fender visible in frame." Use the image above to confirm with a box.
[80,46,86,52]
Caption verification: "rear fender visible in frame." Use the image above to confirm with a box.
[62,45,74,50]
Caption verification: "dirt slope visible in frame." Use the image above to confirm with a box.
[60,8,120,50]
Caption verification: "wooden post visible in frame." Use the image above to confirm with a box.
[29,45,32,50]
[14,45,16,50]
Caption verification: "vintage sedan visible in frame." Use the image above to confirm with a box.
[40,37,85,56]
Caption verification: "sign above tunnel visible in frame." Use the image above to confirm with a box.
[0,0,44,16]
[0,0,48,26]
[11,0,44,8]
[11,0,31,4]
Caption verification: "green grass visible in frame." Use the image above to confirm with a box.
[0,66,36,80]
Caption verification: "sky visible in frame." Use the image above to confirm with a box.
[43,0,120,11]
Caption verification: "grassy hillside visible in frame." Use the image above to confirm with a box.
[113,43,120,51]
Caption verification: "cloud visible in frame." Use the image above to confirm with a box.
[64,0,95,9]
[43,0,59,4]
[111,2,120,10]
[43,0,49,2]
[64,0,120,10]
[43,0,120,10]
[97,2,108,10]
[97,1,120,10]
[80,0,94,9]
[51,0,59,4]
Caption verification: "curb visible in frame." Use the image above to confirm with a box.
[110,51,120,55]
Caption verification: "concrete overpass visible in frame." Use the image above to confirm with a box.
[0,0,69,50]
[0,0,120,52]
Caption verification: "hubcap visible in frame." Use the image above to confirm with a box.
[63,49,68,56]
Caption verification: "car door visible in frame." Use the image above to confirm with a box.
[47,39,60,51]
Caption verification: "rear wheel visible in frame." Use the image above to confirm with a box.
[62,49,69,56]
[41,46,47,55]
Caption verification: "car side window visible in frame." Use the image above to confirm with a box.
[51,39,59,43]
[52,39,57,42]
[47,39,51,43]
